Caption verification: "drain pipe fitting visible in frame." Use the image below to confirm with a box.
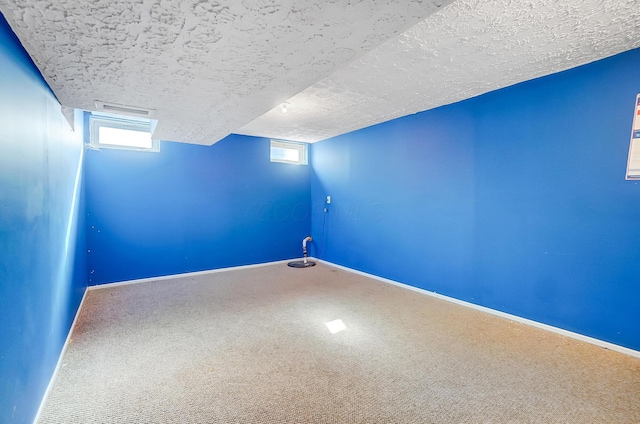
[302,236,312,264]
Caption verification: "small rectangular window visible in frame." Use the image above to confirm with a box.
[89,113,159,152]
[270,140,307,165]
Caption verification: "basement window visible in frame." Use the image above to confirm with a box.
[270,140,307,165]
[89,113,159,152]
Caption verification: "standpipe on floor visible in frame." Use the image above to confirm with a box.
[288,236,316,268]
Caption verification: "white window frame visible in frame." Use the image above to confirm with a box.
[270,140,308,165]
[89,113,159,152]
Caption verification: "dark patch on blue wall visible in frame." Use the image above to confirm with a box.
[0,14,86,424]
[85,135,311,284]
[311,48,640,351]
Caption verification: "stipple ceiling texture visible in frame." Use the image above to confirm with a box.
[239,0,640,142]
[0,0,450,145]
[1,0,639,145]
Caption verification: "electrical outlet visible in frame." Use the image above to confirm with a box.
[326,195,331,204]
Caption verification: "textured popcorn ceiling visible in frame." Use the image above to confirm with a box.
[2,0,639,145]
[238,0,640,142]
[0,0,450,145]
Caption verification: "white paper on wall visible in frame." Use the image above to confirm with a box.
[625,94,640,180]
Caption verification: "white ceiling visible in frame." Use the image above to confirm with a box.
[0,0,450,145]
[239,0,640,142]
[2,0,639,145]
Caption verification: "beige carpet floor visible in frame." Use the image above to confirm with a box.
[39,263,640,423]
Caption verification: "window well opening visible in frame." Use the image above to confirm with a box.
[88,112,159,152]
[270,140,307,165]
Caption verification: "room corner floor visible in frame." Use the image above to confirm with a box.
[39,264,640,423]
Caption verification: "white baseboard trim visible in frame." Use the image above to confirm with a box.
[33,287,89,424]
[317,259,640,360]
[34,258,305,422]
[88,258,302,291]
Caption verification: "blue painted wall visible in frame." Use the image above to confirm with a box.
[0,15,86,424]
[3,14,636,424]
[85,135,310,285]
[311,48,640,351]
